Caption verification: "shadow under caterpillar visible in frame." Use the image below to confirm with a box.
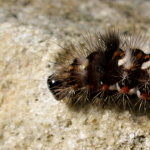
[47,30,150,113]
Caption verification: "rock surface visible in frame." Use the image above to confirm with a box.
[1,0,150,149]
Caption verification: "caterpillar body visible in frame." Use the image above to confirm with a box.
[47,30,150,112]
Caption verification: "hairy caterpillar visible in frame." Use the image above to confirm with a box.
[47,30,150,112]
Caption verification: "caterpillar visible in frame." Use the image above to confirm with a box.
[47,30,150,112]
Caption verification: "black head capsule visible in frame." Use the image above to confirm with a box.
[47,75,63,100]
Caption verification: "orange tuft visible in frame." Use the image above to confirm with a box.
[140,92,149,99]
[120,86,129,94]
[137,52,143,59]
[101,84,109,91]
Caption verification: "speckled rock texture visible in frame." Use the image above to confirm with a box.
[1,0,150,150]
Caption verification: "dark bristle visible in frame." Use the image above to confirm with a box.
[99,30,121,61]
